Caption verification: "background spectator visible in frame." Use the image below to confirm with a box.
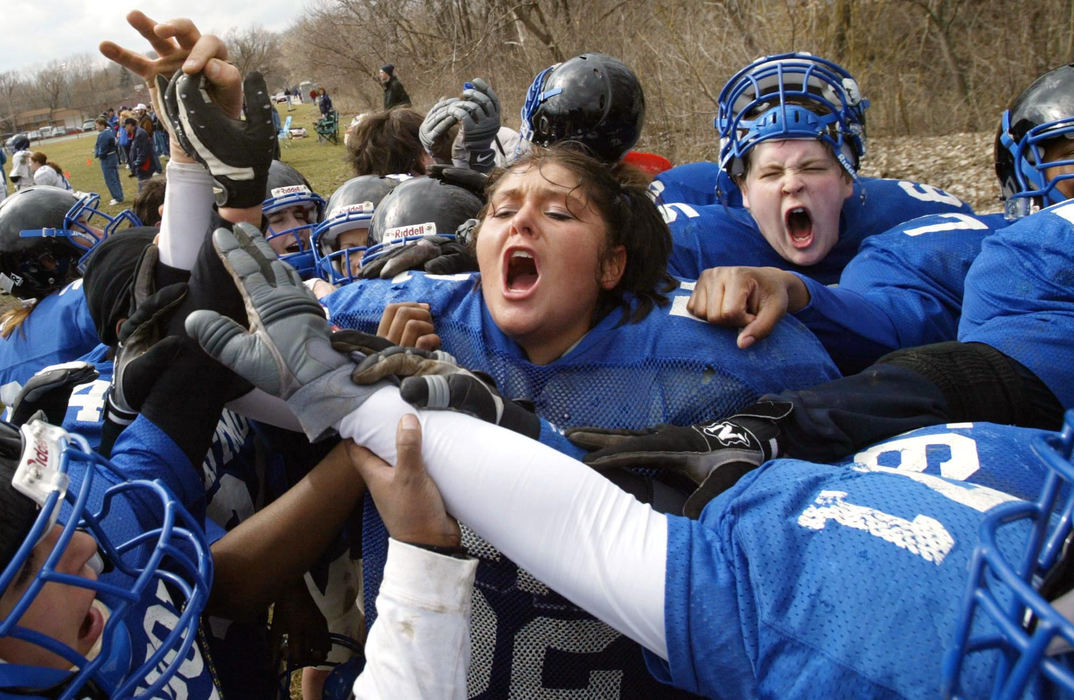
[380,63,411,109]
[29,151,71,189]
[93,116,124,204]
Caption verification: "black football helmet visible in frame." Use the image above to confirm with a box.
[10,134,29,152]
[262,160,326,278]
[312,174,404,284]
[0,187,137,300]
[995,63,1074,219]
[362,176,483,269]
[520,53,645,163]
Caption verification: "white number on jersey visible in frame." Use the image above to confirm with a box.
[797,427,1020,565]
[901,212,989,237]
[897,181,964,207]
[657,202,700,224]
[68,378,109,423]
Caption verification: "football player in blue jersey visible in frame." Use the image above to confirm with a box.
[183,223,1074,698]
[0,187,141,403]
[262,160,326,279]
[311,174,402,288]
[661,52,973,284]
[572,62,1074,515]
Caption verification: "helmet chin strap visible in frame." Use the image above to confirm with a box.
[1046,589,1074,655]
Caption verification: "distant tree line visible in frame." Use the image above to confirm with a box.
[5,0,1071,162]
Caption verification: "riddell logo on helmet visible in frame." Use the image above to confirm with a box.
[271,185,311,197]
[27,439,50,471]
[384,222,436,242]
[334,202,374,217]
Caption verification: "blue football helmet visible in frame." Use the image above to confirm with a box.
[312,175,403,285]
[994,64,1074,220]
[0,418,212,699]
[520,53,645,163]
[944,410,1074,698]
[716,52,869,180]
[0,187,140,299]
[262,161,326,279]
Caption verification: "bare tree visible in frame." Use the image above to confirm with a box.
[0,71,24,134]
[35,61,69,124]
[225,26,285,89]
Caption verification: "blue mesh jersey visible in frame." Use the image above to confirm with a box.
[325,271,839,698]
[652,421,1050,697]
[325,272,839,430]
[57,345,270,531]
[0,280,99,398]
[793,211,1009,373]
[649,161,741,208]
[661,177,974,284]
[960,199,1074,411]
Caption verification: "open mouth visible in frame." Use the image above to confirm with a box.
[505,249,539,292]
[785,207,814,248]
[80,600,108,658]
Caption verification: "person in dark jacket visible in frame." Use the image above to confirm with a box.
[318,87,334,117]
[124,117,154,193]
[380,64,411,109]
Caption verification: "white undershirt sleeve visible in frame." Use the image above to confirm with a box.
[338,386,669,660]
[353,539,477,699]
[158,160,214,270]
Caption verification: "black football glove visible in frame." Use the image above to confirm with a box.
[567,400,792,518]
[105,335,251,467]
[162,68,276,207]
[9,361,99,427]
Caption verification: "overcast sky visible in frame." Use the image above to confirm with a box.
[1,1,306,76]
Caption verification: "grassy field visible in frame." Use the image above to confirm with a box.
[18,101,355,214]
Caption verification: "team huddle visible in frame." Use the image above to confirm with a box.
[2,8,1074,699]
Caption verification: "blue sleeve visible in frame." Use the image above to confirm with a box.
[791,273,900,373]
[109,415,207,524]
[959,204,1074,409]
[537,418,585,459]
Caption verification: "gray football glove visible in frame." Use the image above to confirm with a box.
[451,78,501,173]
[419,97,462,162]
[185,223,381,440]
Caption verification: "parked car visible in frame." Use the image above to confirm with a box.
[273,93,289,103]
[26,129,41,140]
[81,119,96,132]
